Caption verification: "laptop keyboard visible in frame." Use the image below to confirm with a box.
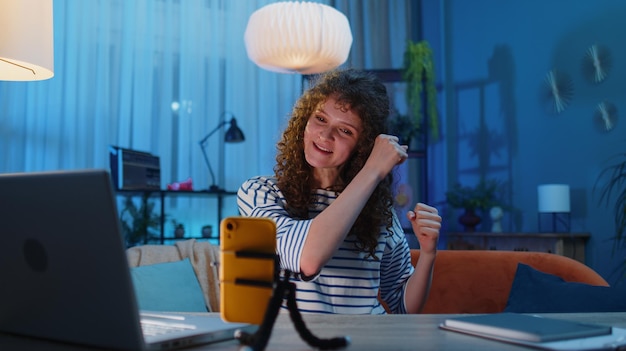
[140,316,197,337]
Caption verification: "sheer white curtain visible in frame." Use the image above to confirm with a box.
[0,0,415,231]
[0,0,297,184]
[333,0,414,69]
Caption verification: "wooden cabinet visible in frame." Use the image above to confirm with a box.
[446,232,590,264]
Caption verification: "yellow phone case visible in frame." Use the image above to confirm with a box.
[219,216,276,324]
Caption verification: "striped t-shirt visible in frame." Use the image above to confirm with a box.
[237,176,414,314]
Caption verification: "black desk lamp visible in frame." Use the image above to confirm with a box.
[199,115,245,192]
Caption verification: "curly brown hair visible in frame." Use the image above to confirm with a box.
[274,68,394,258]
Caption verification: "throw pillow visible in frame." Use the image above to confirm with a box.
[130,258,208,312]
[504,263,626,313]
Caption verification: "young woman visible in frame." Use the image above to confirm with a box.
[237,68,441,314]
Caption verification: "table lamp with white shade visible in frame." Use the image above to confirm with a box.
[537,184,571,232]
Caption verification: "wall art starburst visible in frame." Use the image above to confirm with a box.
[582,44,611,84]
[542,69,574,114]
[593,100,617,132]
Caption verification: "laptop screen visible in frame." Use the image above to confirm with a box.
[0,169,145,350]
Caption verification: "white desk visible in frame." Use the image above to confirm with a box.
[1,312,625,350]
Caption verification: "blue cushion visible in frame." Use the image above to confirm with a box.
[504,263,626,313]
[130,258,208,312]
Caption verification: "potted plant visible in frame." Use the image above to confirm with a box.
[387,109,420,146]
[445,179,502,232]
[594,152,626,280]
[171,219,185,238]
[403,40,439,141]
[119,194,160,247]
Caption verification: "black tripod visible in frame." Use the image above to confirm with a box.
[234,268,350,351]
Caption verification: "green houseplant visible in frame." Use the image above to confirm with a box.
[403,40,439,141]
[445,179,502,232]
[594,152,626,280]
[387,109,420,146]
[445,179,501,211]
[120,194,160,247]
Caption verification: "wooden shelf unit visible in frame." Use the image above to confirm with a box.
[116,189,237,245]
[446,232,590,264]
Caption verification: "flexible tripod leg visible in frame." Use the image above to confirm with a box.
[235,270,350,351]
[285,282,351,350]
[234,276,289,351]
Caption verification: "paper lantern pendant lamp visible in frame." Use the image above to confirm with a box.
[0,0,54,81]
[244,1,353,75]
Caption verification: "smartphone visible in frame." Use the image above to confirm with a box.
[219,216,276,324]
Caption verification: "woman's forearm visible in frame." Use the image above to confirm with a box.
[404,251,436,313]
[299,168,382,276]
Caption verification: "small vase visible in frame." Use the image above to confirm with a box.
[201,225,213,238]
[459,208,481,232]
[174,227,185,238]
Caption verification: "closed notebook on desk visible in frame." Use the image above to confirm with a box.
[441,313,612,343]
[440,313,626,351]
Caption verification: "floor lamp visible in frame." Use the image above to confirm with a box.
[198,115,245,192]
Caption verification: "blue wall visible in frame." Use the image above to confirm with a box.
[436,0,626,284]
[2,0,623,285]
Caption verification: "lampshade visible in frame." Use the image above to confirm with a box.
[0,0,54,81]
[537,184,570,213]
[244,1,352,75]
[224,118,245,143]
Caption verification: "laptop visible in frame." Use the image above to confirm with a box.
[0,169,254,350]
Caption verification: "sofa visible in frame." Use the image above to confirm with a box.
[126,239,221,312]
[127,240,612,314]
[410,249,609,314]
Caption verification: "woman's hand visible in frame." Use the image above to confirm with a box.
[362,134,409,181]
[407,202,441,254]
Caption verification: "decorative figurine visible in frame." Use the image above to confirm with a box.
[490,206,503,233]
